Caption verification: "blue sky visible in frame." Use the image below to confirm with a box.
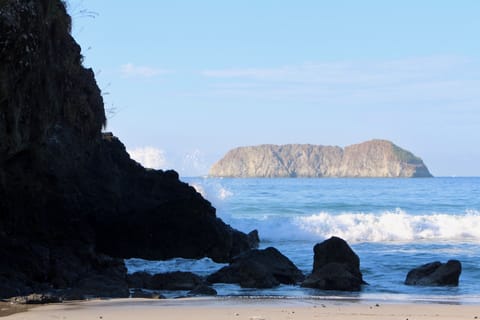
[69,1,480,176]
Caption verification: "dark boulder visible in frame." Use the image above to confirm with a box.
[127,271,153,289]
[209,259,279,288]
[301,263,364,291]
[405,260,461,286]
[301,237,365,291]
[312,236,361,275]
[131,289,165,299]
[207,247,304,288]
[150,272,204,291]
[247,230,260,249]
[127,271,204,291]
[188,285,218,296]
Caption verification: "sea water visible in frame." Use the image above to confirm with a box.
[126,177,480,302]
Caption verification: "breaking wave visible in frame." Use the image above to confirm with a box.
[190,181,233,201]
[223,209,480,244]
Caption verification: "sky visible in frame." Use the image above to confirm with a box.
[68,1,480,177]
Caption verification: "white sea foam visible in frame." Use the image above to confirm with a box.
[189,180,233,201]
[217,187,233,200]
[221,209,480,244]
[190,183,207,198]
[127,146,167,169]
[294,209,480,243]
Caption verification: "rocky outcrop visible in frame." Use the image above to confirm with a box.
[209,140,432,178]
[405,260,462,286]
[127,271,217,297]
[247,230,260,249]
[301,237,365,291]
[127,271,204,291]
[207,247,305,288]
[187,285,218,296]
[8,294,63,305]
[0,0,253,300]
[131,289,165,299]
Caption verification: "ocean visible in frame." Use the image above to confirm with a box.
[126,177,480,303]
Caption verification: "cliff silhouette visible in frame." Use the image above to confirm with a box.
[0,0,252,299]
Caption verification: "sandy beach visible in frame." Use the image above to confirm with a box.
[2,297,480,320]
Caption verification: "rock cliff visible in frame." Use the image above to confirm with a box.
[209,140,432,178]
[0,0,252,299]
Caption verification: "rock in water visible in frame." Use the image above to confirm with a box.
[209,140,432,178]
[405,260,462,286]
[207,247,305,288]
[301,237,365,291]
[311,236,362,276]
[188,285,217,297]
[247,230,260,249]
[0,0,253,300]
[131,289,165,299]
[150,272,204,291]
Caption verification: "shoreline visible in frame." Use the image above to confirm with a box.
[3,296,480,319]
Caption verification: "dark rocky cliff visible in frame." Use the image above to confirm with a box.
[209,140,433,178]
[0,0,252,299]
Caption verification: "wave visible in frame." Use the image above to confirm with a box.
[221,209,480,244]
[190,181,233,201]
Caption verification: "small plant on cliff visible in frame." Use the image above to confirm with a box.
[65,0,97,20]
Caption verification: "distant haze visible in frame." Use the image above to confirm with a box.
[71,1,480,177]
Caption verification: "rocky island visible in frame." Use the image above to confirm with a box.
[209,140,432,178]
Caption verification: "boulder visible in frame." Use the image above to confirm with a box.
[131,289,165,299]
[301,237,365,291]
[207,247,304,288]
[188,285,218,296]
[405,260,461,286]
[301,263,364,291]
[127,271,153,289]
[150,272,204,291]
[247,230,260,249]
[127,271,204,291]
[209,259,279,289]
[311,236,361,275]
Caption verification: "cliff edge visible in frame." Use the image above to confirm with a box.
[0,0,252,299]
[209,140,433,178]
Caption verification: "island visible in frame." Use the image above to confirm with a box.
[209,140,433,178]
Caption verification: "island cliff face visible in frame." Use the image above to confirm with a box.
[0,0,252,299]
[209,140,432,178]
